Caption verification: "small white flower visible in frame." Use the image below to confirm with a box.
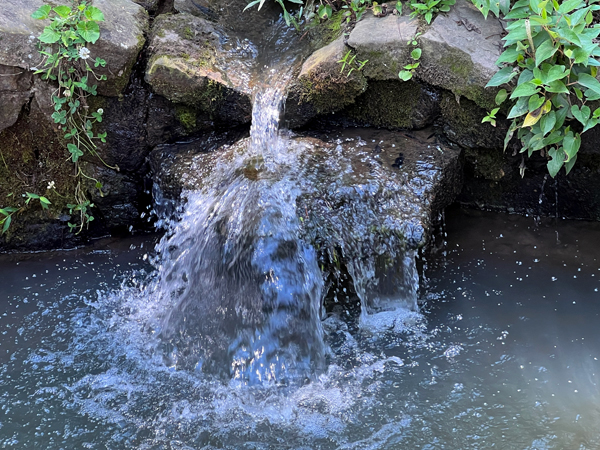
[78,47,91,60]
[64,89,71,97]
[97,108,104,114]
[47,181,56,190]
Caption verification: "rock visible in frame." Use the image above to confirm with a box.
[418,0,503,109]
[87,0,149,97]
[0,0,148,101]
[151,128,462,249]
[0,65,33,131]
[347,14,418,80]
[132,0,160,13]
[338,80,441,129]
[145,13,252,125]
[439,91,508,151]
[284,36,368,128]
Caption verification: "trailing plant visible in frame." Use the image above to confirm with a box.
[338,50,369,76]
[484,0,600,177]
[409,0,455,24]
[398,33,422,81]
[31,1,110,233]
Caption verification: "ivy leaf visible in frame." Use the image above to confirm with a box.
[562,132,581,161]
[540,110,556,135]
[547,147,565,178]
[535,39,558,66]
[67,143,84,163]
[77,21,100,44]
[545,65,568,83]
[510,82,539,99]
[545,80,569,93]
[577,73,600,97]
[571,104,591,126]
[39,27,61,44]
[486,67,517,87]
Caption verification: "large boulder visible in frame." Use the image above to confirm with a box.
[0,0,148,104]
[417,0,504,109]
[145,13,253,126]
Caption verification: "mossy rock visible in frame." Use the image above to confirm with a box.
[343,80,440,129]
[145,13,252,125]
[417,0,503,110]
[284,36,368,127]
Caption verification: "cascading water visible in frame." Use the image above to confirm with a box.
[151,69,328,384]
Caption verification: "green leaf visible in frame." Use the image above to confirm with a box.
[562,132,581,161]
[2,215,11,234]
[508,97,529,119]
[540,110,556,135]
[67,143,84,163]
[558,0,585,14]
[496,47,521,64]
[571,104,591,126]
[528,94,545,112]
[411,48,422,60]
[31,5,51,20]
[546,80,569,93]
[39,27,61,44]
[510,82,539,99]
[547,147,565,178]
[545,65,568,83]
[495,89,508,105]
[53,5,72,18]
[577,73,600,97]
[565,153,578,175]
[399,70,413,81]
[77,20,101,44]
[85,6,105,21]
[535,39,557,66]
[486,67,517,87]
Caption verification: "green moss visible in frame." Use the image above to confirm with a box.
[175,105,198,132]
[298,67,367,114]
[307,10,347,49]
[183,26,193,39]
[345,80,421,129]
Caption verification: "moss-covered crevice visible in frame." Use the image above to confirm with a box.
[0,109,80,250]
[344,80,424,129]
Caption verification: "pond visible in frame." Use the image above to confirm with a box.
[0,207,599,449]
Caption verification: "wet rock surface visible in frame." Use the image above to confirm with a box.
[145,12,253,125]
[151,128,462,249]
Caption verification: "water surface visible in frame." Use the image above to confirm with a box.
[1,209,600,449]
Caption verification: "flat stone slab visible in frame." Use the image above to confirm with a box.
[348,14,418,80]
[150,128,462,249]
[418,0,503,108]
